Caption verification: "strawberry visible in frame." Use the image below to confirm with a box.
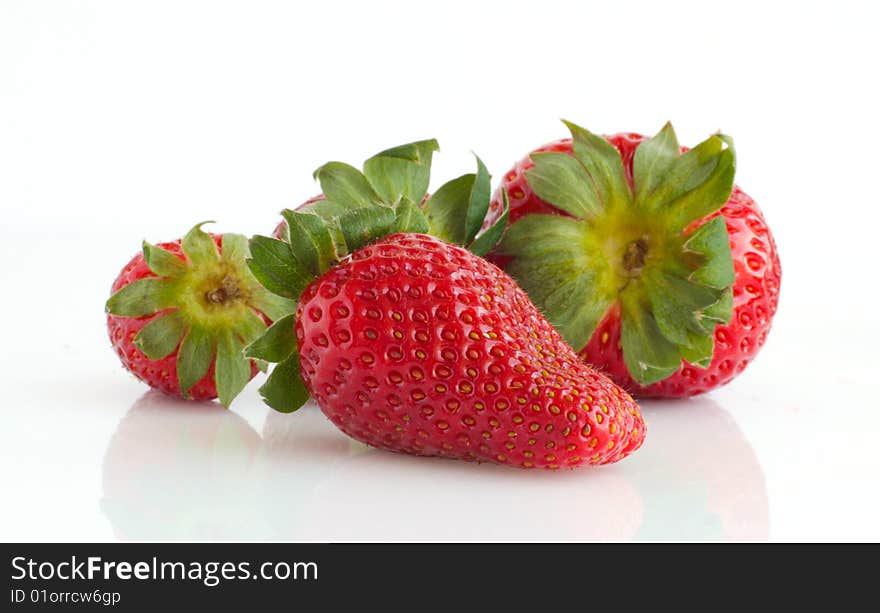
[106,224,296,405]
[245,147,645,468]
[485,122,781,397]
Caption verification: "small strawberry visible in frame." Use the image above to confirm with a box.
[106,223,296,406]
[486,122,781,397]
[245,152,645,468]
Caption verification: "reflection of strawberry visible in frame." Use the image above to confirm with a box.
[106,224,295,405]
[254,408,369,539]
[488,123,781,397]
[246,146,646,468]
[291,447,644,540]
[100,392,266,540]
[630,397,768,540]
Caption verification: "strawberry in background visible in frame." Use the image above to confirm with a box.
[106,224,296,406]
[486,122,781,397]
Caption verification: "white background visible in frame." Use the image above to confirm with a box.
[1,0,878,541]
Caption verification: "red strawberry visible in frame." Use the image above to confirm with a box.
[106,224,296,405]
[245,151,645,468]
[486,122,780,397]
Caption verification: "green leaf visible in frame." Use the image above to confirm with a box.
[699,287,733,329]
[181,222,220,267]
[232,308,268,346]
[338,205,395,253]
[525,151,603,219]
[391,199,430,234]
[244,313,297,363]
[215,330,251,407]
[620,295,682,385]
[499,214,616,350]
[684,216,735,290]
[133,312,187,360]
[470,189,510,257]
[296,200,351,221]
[142,242,186,278]
[105,278,177,317]
[313,162,381,209]
[371,138,439,162]
[258,352,310,413]
[633,122,681,203]
[177,325,217,395]
[643,133,735,230]
[363,139,439,204]
[281,210,337,277]
[278,203,348,258]
[563,120,632,208]
[424,174,473,244]
[248,285,298,322]
[465,155,491,244]
[542,272,616,351]
[644,270,720,346]
[247,235,312,299]
[220,233,249,268]
[678,333,715,369]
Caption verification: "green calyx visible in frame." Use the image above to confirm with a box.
[497,121,736,385]
[106,223,297,406]
[246,139,510,413]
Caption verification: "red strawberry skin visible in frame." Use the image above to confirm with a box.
[295,233,645,468]
[107,235,258,400]
[487,134,781,397]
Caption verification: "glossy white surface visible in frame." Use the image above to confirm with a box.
[1,0,878,541]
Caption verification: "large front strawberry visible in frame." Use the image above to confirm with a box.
[245,151,645,468]
[106,224,296,405]
[486,122,781,397]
